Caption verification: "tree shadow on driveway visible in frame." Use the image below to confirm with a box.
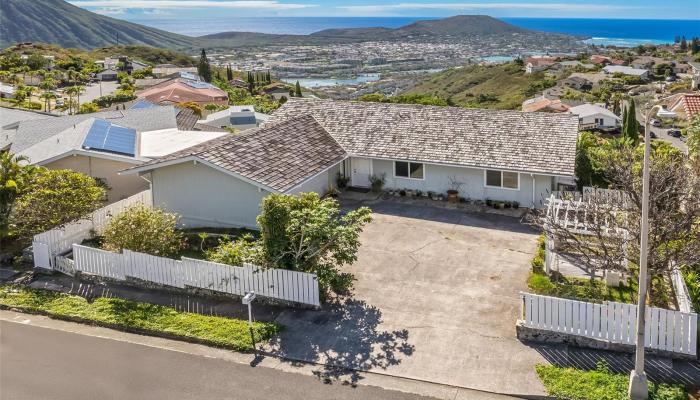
[265,298,414,384]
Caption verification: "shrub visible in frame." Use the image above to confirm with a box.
[101,204,184,257]
[369,173,385,193]
[205,234,261,266]
[78,102,99,114]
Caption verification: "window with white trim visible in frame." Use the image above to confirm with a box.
[394,161,424,179]
[485,170,519,189]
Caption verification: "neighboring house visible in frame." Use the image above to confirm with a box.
[229,78,248,89]
[125,99,579,228]
[97,69,119,81]
[631,56,669,70]
[1,107,57,151]
[6,107,223,202]
[568,103,621,129]
[561,76,593,91]
[0,83,16,99]
[669,94,700,120]
[525,56,556,74]
[196,105,269,131]
[602,66,650,80]
[522,95,571,113]
[152,65,198,79]
[136,77,229,106]
[590,55,611,65]
[263,84,291,100]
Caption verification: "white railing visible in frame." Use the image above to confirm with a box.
[521,292,697,357]
[32,190,151,269]
[72,244,320,307]
[671,267,695,314]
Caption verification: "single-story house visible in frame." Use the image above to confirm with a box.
[152,65,198,79]
[97,69,119,81]
[196,105,269,131]
[561,76,593,91]
[522,95,571,113]
[136,76,228,106]
[7,106,225,202]
[525,56,556,74]
[669,94,700,120]
[568,103,621,129]
[125,99,579,228]
[602,65,650,80]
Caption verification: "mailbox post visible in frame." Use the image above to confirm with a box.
[242,292,257,353]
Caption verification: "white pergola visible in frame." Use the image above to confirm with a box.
[542,187,630,278]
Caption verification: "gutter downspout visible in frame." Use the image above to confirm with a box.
[531,173,536,209]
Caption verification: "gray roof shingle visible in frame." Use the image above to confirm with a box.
[268,99,579,176]
[9,106,178,153]
[136,115,347,192]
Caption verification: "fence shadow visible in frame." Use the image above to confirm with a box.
[527,342,700,388]
[265,297,414,384]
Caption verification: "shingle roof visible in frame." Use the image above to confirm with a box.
[9,106,178,153]
[134,115,347,192]
[269,99,579,176]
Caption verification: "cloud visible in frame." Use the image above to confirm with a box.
[337,2,641,15]
[69,0,314,10]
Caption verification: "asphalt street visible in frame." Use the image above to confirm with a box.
[0,320,439,400]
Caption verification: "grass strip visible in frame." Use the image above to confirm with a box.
[0,285,281,351]
[536,362,687,400]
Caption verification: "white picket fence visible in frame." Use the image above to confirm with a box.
[32,190,151,269]
[521,292,697,357]
[72,245,320,307]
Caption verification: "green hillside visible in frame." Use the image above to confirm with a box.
[404,62,555,110]
[0,0,202,50]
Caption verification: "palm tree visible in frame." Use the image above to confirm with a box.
[65,85,84,115]
[39,92,56,112]
[39,77,57,112]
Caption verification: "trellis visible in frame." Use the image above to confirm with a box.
[542,188,630,277]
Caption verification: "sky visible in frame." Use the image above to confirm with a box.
[69,0,700,20]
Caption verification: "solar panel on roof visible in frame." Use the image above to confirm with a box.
[82,119,137,157]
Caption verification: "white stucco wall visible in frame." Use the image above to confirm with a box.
[369,158,555,208]
[46,155,147,203]
[578,113,619,128]
[151,161,270,229]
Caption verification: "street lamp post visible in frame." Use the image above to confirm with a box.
[629,103,661,400]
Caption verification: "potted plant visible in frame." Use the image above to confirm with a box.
[399,189,406,196]
[446,175,464,204]
[512,201,520,209]
[369,173,385,193]
[485,198,492,207]
[336,173,350,189]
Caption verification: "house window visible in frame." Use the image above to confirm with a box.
[394,161,424,179]
[485,170,519,189]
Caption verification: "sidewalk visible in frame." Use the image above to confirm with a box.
[28,274,285,323]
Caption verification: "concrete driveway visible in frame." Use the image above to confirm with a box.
[265,199,549,396]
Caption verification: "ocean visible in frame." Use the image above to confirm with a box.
[124,16,699,47]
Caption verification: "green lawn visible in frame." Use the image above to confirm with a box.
[528,271,637,304]
[0,286,281,351]
[536,363,686,400]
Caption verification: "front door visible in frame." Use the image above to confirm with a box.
[351,158,372,187]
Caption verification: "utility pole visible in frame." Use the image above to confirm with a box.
[628,103,661,400]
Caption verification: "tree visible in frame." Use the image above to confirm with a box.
[691,37,700,54]
[39,91,56,112]
[101,204,184,257]
[685,113,700,161]
[574,131,605,189]
[540,141,700,303]
[622,99,639,144]
[680,36,688,52]
[256,192,372,296]
[294,81,302,98]
[197,49,212,83]
[11,169,105,239]
[226,64,233,81]
[0,153,36,240]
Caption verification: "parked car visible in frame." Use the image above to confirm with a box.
[55,98,64,107]
[667,129,682,138]
[665,76,677,83]
[649,131,657,139]
[649,118,662,127]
